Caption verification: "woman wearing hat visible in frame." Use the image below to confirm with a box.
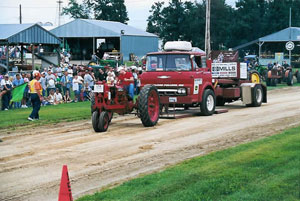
[28,71,43,121]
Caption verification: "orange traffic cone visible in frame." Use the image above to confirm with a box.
[58,165,73,201]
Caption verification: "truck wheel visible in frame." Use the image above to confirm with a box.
[98,111,110,132]
[286,71,293,86]
[139,85,160,127]
[297,71,300,83]
[92,111,101,132]
[200,89,216,116]
[246,85,263,107]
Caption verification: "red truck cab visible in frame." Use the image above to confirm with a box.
[140,41,216,115]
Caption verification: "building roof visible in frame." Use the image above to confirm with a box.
[0,23,61,45]
[233,27,300,50]
[50,19,158,38]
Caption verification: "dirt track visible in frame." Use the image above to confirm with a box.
[0,86,300,201]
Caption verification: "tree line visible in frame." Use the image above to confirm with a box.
[63,0,300,50]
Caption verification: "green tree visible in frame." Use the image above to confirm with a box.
[62,0,90,19]
[86,0,129,23]
[63,0,129,23]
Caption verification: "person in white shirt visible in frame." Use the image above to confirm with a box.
[72,75,82,102]
[54,88,63,104]
[1,75,13,110]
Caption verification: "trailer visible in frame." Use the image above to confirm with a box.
[91,41,267,132]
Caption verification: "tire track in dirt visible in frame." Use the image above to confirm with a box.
[0,86,300,201]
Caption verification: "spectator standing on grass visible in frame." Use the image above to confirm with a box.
[12,73,24,108]
[72,74,82,102]
[21,74,30,108]
[39,72,47,97]
[61,71,72,95]
[46,70,56,96]
[1,74,12,110]
[28,71,43,121]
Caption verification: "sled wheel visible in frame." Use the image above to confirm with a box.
[200,89,216,116]
[92,110,101,132]
[246,84,263,107]
[286,71,293,86]
[139,85,160,127]
[98,111,109,132]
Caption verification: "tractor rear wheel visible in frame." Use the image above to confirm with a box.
[286,71,293,86]
[92,111,101,132]
[249,70,261,83]
[246,84,263,107]
[200,89,216,116]
[266,78,271,86]
[98,111,110,132]
[297,71,300,83]
[270,78,277,87]
[138,85,160,127]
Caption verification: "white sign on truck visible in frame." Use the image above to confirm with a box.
[212,62,237,78]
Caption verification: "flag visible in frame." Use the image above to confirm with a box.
[10,83,27,103]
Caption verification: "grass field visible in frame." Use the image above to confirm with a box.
[0,101,91,130]
[78,126,300,201]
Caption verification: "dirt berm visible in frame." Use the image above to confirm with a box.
[0,86,300,201]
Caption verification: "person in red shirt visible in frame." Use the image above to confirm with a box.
[118,68,134,98]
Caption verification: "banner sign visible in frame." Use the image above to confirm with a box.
[212,62,237,78]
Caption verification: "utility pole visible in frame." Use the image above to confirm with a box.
[289,7,292,64]
[205,0,211,58]
[57,0,63,26]
[19,4,22,24]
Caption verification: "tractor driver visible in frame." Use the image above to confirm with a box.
[118,67,134,99]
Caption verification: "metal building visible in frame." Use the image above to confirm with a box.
[0,23,61,71]
[50,19,159,61]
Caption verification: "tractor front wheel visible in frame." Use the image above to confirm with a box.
[200,89,216,116]
[98,111,110,132]
[92,111,100,132]
[138,85,160,127]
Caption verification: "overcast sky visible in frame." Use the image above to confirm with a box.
[0,0,236,30]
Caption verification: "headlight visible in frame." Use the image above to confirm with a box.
[177,88,186,94]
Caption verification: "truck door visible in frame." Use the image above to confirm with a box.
[192,55,212,102]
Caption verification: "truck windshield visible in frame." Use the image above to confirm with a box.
[146,54,192,71]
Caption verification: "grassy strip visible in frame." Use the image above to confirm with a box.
[0,101,91,130]
[78,126,300,201]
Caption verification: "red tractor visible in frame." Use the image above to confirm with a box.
[266,65,294,86]
[91,41,267,132]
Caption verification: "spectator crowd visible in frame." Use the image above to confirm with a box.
[0,64,143,111]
